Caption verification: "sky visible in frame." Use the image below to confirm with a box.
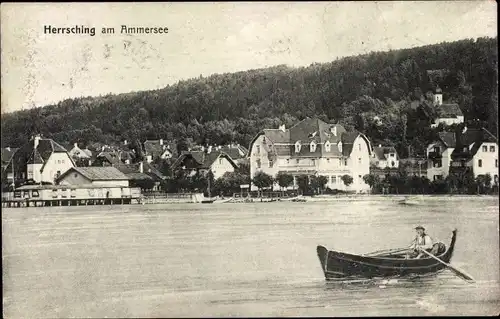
[0,1,497,114]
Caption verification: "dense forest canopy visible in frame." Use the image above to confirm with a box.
[1,37,497,158]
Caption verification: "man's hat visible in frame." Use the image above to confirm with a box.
[415,225,425,231]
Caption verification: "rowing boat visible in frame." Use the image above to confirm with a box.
[316,229,457,280]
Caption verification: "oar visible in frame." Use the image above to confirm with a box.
[420,249,475,283]
[363,247,408,257]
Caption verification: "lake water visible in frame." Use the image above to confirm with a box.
[2,196,499,317]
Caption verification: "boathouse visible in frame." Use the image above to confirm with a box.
[55,166,130,187]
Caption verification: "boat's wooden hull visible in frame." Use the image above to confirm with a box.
[317,230,457,280]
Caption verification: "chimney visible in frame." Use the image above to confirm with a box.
[34,135,41,149]
[139,162,144,173]
[160,139,164,146]
[279,124,286,132]
[74,142,78,148]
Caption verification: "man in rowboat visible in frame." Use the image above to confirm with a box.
[407,226,433,259]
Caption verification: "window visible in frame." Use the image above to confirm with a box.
[478,159,482,168]
[256,145,260,154]
[338,142,343,153]
[286,159,290,164]
[433,160,442,168]
[74,173,78,178]
[376,161,380,165]
[295,141,302,153]
[219,158,223,165]
[61,159,65,164]
[32,190,40,198]
[311,159,316,166]
[52,189,58,198]
[262,137,266,144]
[268,160,273,168]
[327,158,330,164]
[358,144,361,151]
[390,153,395,157]
[344,159,348,166]
[496,159,498,168]
[310,141,317,152]
[391,161,395,167]
[494,175,499,184]
[296,159,300,164]
[70,189,76,198]
[339,159,342,166]
[490,145,496,152]
[325,141,331,152]
[433,175,443,181]
[61,189,67,198]
[331,176,337,184]
[482,145,488,152]
[433,146,440,153]
[358,175,362,181]
[257,159,261,168]
[358,158,362,164]
[28,172,33,179]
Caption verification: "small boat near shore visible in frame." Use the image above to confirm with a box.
[316,229,457,280]
[398,196,421,205]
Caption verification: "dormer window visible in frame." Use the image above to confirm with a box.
[325,141,331,152]
[338,141,343,153]
[310,141,317,152]
[263,137,267,144]
[295,141,302,153]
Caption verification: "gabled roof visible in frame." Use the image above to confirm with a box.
[437,132,456,148]
[218,145,248,160]
[249,117,370,158]
[69,145,92,159]
[174,150,238,170]
[437,103,463,118]
[451,127,498,159]
[113,161,166,180]
[372,146,398,160]
[144,139,177,159]
[56,166,129,183]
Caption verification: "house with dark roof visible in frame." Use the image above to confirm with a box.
[172,147,239,179]
[248,117,373,192]
[55,166,130,187]
[426,132,457,181]
[113,161,166,191]
[5,135,75,184]
[92,149,135,167]
[68,143,93,166]
[430,86,464,128]
[370,145,399,169]
[449,127,498,183]
[144,139,177,163]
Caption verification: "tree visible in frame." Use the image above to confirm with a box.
[276,172,294,195]
[310,175,328,194]
[341,175,353,188]
[296,174,310,195]
[363,174,380,194]
[252,171,274,197]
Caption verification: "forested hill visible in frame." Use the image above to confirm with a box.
[1,37,497,157]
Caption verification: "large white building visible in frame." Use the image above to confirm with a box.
[248,117,373,193]
[449,127,498,183]
[6,135,75,184]
[427,127,498,184]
